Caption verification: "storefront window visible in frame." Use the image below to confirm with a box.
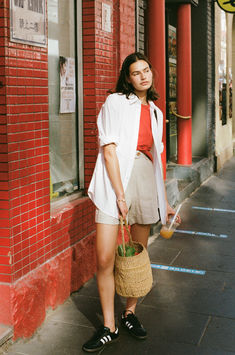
[48,0,78,199]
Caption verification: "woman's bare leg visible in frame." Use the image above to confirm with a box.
[96,223,119,331]
[125,223,151,314]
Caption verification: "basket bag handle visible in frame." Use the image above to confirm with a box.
[119,216,134,256]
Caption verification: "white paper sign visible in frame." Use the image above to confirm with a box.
[59,57,76,114]
[102,3,111,32]
[10,0,46,47]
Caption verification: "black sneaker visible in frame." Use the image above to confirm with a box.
[82,325,119,353]
[121,310,147,340]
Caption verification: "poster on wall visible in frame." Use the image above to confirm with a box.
[59,57,76,114]
[168,25,177,160]
[219,11,227,125]
[10,0,46,47]
[169,102,177,136]
[168,25,177,100]
[169,63,177,99]
[168,25,177,65]
[168,26,177,132]
[229,67,232,118]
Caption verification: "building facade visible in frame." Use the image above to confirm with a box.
[0,0,234,340]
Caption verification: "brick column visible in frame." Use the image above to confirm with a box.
[119,0,135,65]
[147,0,167,177]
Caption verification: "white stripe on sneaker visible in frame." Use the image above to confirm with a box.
[100,335,112,345]
[126,321,133,329]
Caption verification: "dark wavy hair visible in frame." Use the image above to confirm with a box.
[115,52,159,101]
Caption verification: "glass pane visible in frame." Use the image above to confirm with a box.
[48,0,78,199]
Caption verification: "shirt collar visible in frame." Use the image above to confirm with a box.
[128,93,140,104]
[128,94,156,109]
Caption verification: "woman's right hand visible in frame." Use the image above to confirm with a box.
[117,200,129,220]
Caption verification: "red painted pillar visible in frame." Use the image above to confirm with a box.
[147,0,166,177]
[177,4,192,165]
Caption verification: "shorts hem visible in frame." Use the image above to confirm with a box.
[128,217,160,226]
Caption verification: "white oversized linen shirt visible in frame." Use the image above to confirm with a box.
[88,93,167,224]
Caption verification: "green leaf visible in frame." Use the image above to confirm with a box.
[118,244,124,256]
[125,245,136,257]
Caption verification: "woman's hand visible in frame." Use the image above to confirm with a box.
[117,199,129,220]
[166,202,181,224]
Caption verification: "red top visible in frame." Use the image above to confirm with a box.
[137,104,153,161]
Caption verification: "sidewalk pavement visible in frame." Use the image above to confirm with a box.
[2,157,235,355]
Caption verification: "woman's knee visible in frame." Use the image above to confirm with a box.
[97,253,115,272]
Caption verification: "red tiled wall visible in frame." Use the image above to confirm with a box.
[0,1,97,285]
[83,0,118,189]
[0,1,95,285]
[0,1,10,283]
[4,1,50,283]
[119,0,136,64]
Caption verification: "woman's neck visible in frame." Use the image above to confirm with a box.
[135,91,148,105]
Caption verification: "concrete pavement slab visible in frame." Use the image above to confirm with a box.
[148,244,182,265]
[200,316,235,353]
[7,322,97,355]
[151,267,226,290]
[172,249,235,272]
[155,232,235,257]
[143,270,235,319]
[100,340,235,355]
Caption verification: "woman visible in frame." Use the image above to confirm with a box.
[83,52,180,352]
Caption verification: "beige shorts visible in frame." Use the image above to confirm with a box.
[95,151,159,225]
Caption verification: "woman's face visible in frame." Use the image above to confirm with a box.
[128,60,153,95]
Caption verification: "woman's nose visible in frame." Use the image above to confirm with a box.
[140,72,146,80]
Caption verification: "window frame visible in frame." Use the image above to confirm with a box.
[76,0,84,190]
[49,0,84,208]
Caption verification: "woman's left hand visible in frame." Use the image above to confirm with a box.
[166,203,181,224]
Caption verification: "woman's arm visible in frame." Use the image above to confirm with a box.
[103,143,128,219]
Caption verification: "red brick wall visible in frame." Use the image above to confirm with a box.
[0,1,10,283]
[0,0,50,283]
[119,0,136,64]
[83,0,118,189]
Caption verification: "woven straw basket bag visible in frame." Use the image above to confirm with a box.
[115,217,153,298]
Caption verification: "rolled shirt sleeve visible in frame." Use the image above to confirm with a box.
[97,95,120,147]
